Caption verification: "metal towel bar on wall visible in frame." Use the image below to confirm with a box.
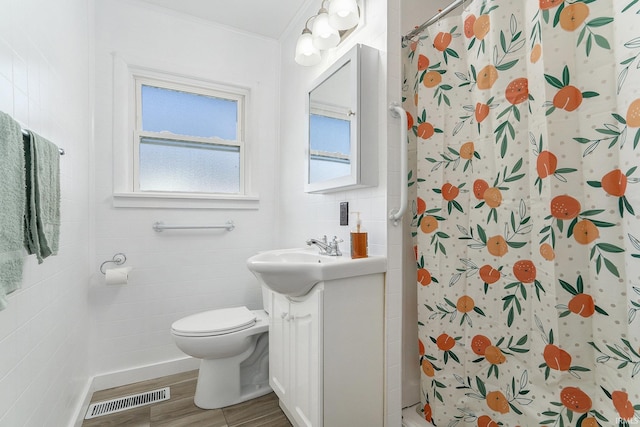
[21,128,65,155]
[152,221,235,232]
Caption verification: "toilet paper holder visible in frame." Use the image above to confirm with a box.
[100,253,127,274]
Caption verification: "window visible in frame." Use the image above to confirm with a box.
[111,58,258,209]
[135,78,244,194]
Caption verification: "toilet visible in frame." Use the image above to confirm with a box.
[170,287,271,409]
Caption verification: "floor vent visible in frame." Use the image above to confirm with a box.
[84,387,170,419]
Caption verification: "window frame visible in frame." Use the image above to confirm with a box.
[133,77,245,195]
[111,58,258,209]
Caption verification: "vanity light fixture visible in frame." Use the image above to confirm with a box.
[294,0,360,66]
[312,3,340,49]
[295,17,322,66]
[328,0,359,30]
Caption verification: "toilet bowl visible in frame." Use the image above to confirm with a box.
[171,291,271,409]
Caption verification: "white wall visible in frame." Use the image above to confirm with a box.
[91,0,280,377]
[276,0,395,423]
[0,0,92,425]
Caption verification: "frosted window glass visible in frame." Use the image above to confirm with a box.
[141,85,237,140]
[139,137,240,193]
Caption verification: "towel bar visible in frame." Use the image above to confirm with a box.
[21,129,64,155]
[152,221,235,232]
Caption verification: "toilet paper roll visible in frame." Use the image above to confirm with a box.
[105,266,133,285]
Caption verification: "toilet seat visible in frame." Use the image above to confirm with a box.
[171,306,257,337]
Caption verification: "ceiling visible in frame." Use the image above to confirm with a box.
[137,0,313,39]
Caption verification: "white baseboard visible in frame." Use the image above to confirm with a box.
[91,356,200,391]
[71,356,200,426]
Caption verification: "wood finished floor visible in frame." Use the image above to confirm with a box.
[82,370,292,427]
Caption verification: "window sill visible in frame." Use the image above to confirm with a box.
[112,192,259,209]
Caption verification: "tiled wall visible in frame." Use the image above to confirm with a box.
[0,0,92,425]
[387,0,404,423]
[91,0,280,376]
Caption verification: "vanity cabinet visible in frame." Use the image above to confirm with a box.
[270,286,322,426]
[269,273,384,427]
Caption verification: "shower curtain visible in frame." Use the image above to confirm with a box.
[404,0,640,425]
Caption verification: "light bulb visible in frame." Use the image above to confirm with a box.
[312,9,340,49]
[328,0,359,30]
[295,29,321,66]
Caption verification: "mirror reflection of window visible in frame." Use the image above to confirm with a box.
[308,60,353,184]
[309,112,350,183]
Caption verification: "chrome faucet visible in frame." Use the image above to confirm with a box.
[306,235,343,256]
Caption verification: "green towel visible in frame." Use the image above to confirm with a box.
[24,130,60,264]
[0,111,26,310]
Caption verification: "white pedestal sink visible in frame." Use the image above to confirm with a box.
[246,247,387,297]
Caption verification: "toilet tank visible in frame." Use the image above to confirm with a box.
[261,285,272,315]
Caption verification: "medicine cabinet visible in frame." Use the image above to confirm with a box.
[305,44,378,193]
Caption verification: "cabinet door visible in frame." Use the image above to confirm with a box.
[269,292,290,400]
[290,287,323,427]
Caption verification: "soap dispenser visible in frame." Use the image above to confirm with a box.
[350,212,368,259]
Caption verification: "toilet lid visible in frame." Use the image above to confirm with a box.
[171,307,257,337]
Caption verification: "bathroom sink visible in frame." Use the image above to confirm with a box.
[246,248,386,297]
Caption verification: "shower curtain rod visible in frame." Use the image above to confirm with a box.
[403,0,464,42]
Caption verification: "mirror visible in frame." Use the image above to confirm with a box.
[309,61,354,184]
[305,44,378,193]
